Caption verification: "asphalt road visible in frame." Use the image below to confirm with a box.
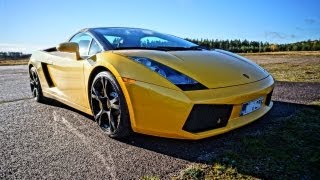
[0,65,319,179]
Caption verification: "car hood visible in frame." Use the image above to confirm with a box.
[114,49,269,89]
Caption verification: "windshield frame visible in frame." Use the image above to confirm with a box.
[90,27,199,51]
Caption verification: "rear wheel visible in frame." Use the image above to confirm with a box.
[29,67,44,102]
[90,71,131,138]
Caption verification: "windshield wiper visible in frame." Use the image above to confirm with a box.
[155,46,207,51]
[113,47,169,51]
[113,46,208,51]
[188,46,209,50]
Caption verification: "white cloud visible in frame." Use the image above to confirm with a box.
[0,43,50,53]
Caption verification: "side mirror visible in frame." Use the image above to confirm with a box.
[56,42,80,60]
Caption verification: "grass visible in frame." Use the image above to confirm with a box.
[174,164,206,180]
[140,175,160,180]
[261,61,320,82]
[242,52,320,82]
[240,51,320,56]
[0,59,29,66]
[311,101,320,106]
[173,106,320,179]
[173,164,258,180]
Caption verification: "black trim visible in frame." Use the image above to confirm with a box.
[43,47,57,52]
[265,90,273,106]
[176,83,207,91]
[183,104,233,133]
[41,63,54,87]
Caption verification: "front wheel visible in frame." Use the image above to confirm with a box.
[29,67,44,102]
[90,71,131,138]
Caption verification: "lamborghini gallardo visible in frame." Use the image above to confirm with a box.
[29,27,274,139]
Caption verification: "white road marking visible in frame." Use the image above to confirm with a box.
[52,111,117,180]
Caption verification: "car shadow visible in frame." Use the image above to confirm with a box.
[118,101,319,178]
[41,97,95,121]
[42,96,317,164]
[41,95,319,178]
[118,101,318,162]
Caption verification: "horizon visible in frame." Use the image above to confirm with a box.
[1,0,320,53]
[1,39,320,54]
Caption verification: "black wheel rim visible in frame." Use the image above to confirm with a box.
[91,76,121,134]
[30,69,39,98]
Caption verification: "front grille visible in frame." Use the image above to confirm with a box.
[176,83,208,91]
[183,104,233,133]
[265,90,273,106]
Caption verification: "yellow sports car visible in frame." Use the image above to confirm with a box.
[29,27,274,140]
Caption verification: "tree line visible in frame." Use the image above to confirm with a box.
[0,52,31,60]
[186,39,320,53]
[1,39,320,59]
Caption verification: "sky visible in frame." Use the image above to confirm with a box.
[1,0,320,53]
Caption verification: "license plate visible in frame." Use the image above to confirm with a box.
[240,97,264,116]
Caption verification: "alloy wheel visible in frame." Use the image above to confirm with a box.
[91,75,121,134]
[29,68,41,100]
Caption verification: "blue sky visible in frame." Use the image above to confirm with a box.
[1,0,320,52]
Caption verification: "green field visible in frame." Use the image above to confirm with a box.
[244,51,320,83]
[0,59,29,66]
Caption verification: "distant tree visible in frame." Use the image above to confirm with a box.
[0,51,30,60]
[185,38,320,53]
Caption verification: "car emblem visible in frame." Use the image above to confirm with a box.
[243,74,250,79]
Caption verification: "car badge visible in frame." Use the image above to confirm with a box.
[243,74,250,79]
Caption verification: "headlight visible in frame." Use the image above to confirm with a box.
[129,57,207,91]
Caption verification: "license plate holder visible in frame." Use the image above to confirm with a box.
[240,97,264,116]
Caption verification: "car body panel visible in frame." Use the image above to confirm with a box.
[114,50,269,89]
[29,49,274,139]
[124,75,274,139]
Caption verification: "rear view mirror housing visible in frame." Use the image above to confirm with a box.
[56,42,80,60]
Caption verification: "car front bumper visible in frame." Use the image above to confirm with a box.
[123,75,274,140]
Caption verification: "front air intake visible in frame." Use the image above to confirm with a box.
[183,104,233,133]
[265,90,273,106]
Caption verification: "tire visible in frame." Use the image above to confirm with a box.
[29,67,45,103]
[90,71,131,138]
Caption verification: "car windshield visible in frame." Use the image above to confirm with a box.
[93,28,199,50]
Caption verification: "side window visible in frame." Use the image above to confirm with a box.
[70,33,92,57]
[88,40,101,56]
[103,35,124,47]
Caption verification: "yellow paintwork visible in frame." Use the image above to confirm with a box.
[56,42,80,60]
[29,49,274,140]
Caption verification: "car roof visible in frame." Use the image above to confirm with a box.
[80,27,153,33]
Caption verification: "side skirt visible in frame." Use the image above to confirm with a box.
[43,90,93,116]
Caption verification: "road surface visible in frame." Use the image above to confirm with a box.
[0,65,319,179]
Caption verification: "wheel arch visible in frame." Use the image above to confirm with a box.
[87,66,110,103]
[28,63,33,69]
[28,63,34,72]
[87,65,136,129]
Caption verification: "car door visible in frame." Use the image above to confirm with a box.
[47,33,91,108]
